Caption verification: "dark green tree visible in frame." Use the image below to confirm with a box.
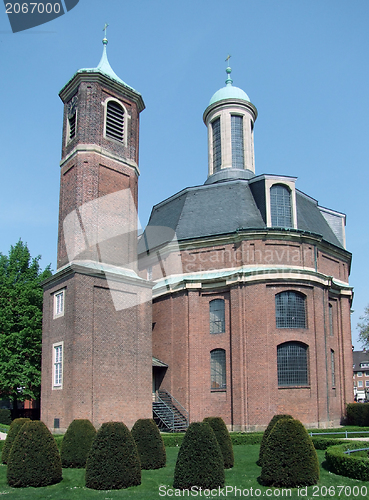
[1,417,30,464]
[257,414,293,467]
[85,421,141,490]
[358,305,369,348]
[60,419,96,468]
[173,422,225,490]
[260,417,319,488]
[203,417,234,468]
[0,240,51,406]
[7,420,62,488]
[131,418,166,469]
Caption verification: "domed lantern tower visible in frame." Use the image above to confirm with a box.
[203,66,257,183]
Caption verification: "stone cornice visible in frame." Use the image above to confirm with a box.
[59,144,140,176]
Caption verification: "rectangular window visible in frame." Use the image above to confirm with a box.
[357,371,363,377]
[366,381,369,387]
[212,118,221,173]
[231,115,244,169]
[331,350,335,388]
[54,289,65,318]
[329,303,333,336]
[53,342,63,389]
[358,380,363,388]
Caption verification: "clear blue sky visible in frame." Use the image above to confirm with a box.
[0,1,368,348]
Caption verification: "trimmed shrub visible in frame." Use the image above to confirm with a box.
[85,421,141,490]
[1,417,30,464]
[203,417,234,468]
[325,442,369,481]
[0,409,11,425]
[346,403,369,426]
[260,417,319,487]
[231,432,264,446]
[61,419,96,468]
[173,422,225,490]
[7,420,62,488]
[257,414,292,466]
[131,418,166,469]
[312,437,348,450]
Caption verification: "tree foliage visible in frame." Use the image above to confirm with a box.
[7,420,62,488]
[173,422,225,490]
[358,305,369,348]
[131,418,166,469]
[0,240,51,404]
[60,419,96,468]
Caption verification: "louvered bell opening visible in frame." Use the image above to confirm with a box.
[106,101,124,142]
[69,113,76,140]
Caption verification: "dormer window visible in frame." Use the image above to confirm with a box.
[270,184,292,228]
[231,115,244,169]
[212,117,221,172]
[106,100,124,142]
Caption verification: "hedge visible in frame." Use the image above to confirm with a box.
[325,442,369,481]
[346,404,369,426]
[0,409,11,425]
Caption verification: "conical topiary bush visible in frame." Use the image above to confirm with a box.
[1,417,30,464]
[173,421,225,490]
[85,421,141,490]
[260,417,320,487]
[257,413,293,466]
[131,418,166,469]
[60,419,96,468]
[7,420,62,488]
[203,416,234,468]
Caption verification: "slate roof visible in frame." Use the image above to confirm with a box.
[353,351,369,373]
[139,175,344,253]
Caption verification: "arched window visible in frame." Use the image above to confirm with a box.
[211,349,226,390]
[231,115,244,168]
[275,291,306,329]
[277,342,308,386]
[212,117,221,172]
[106,100,124,142]
[270,184,292,228]
[209,299,225,334]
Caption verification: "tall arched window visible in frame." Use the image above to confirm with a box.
[275,291,306,329]
[211,349,226,390]
[106,100,124,142]
[270,184,292,228]
[231,115,244,168]
[212,117,221,172]
[209,299,225,334]
[277,342,308,386]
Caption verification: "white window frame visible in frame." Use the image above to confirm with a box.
[358,380,363,388]
[357,371,363,377]
[52,341,64,390]
[103,97,129,146]
[53,289,65,318]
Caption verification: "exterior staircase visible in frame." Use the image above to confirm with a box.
[153,389,188,432]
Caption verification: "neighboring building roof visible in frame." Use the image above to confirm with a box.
[139,175,345,253]
[353,350,369,372]
[209,67,250,105]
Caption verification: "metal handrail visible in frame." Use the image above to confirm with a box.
[344,447,369,455]
[158,389,189,425]
[309,430,369,438]
[153,395,175,429]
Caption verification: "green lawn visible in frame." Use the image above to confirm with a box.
[0,445,368,499]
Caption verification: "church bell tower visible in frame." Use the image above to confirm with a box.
[41,34,152,432]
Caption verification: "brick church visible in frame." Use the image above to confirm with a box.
[41,38,354,432]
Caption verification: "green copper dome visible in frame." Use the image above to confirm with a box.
[209,67,250,105]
